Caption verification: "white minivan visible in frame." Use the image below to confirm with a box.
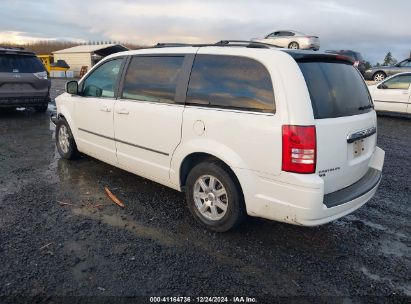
[52,41,385,232]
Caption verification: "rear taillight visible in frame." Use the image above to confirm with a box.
[34,71,48,80]
[282,125,316,174]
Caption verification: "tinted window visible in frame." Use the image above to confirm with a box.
[82,58,123,98]
[355,52,364,62]
[186,55,275,112]
[0,54,45,73]
[298,61,372,119]
[341,51,356,61]
[381,74,411,90]
[399,60,411,67]
[122,56,184,103]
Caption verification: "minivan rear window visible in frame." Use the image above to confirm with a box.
[0,54,45,73]
[298,61,372,119]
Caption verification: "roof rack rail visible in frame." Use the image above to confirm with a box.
[155,43,193,48]
[153,40,279,49]
[215,40,279,48]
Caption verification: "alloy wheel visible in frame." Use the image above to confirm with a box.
[58,125,70,154]
[289,42,299,49]
[193,175,228,221]
[374,73,385,82]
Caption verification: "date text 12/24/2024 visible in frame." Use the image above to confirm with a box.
[149,296,257,303]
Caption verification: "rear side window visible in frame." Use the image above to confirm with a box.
[298,61,372,119]
[122,56,184,103]
[186,55,275,113]
[0,54,45,73]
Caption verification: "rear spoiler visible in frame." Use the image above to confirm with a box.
[284,51,354,65]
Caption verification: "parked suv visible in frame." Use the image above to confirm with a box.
[325,50,367,75]
[52,42,385,232]
[0,47,50,111]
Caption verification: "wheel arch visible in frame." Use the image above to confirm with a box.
[288,41,299,48]
[373,70,387,78]
[178,152,244,198]
[56,107,78,146]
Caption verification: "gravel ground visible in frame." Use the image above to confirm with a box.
[0,79,410,303]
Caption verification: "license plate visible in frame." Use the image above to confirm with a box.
[353,139,365,157]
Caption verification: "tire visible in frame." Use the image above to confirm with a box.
[34,103,48,112]
[185,161,246,232]
[288,42,299,49]
[373,72,386,82]
[56,118,79,160]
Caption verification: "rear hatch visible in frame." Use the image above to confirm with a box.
[0,53,49,97]
[298,57,376,194]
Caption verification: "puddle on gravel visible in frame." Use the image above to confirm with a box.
[361,266,411,296]
[69,206,268,280]
[344,215,407,238]
[380,239,410,258]
[71,207,176,247]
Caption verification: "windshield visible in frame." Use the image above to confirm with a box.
[298,61,372,119]
[0,54,45,73]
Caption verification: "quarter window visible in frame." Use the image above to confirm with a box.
[186,55,275,112]
[380,74,411,90]
[82,58,123,98]
[121,56,184,103]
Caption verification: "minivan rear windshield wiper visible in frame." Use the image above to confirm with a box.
[358,104,374,111]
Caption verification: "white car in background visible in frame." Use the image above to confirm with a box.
[368,72,411,114]
[253,30,320,50]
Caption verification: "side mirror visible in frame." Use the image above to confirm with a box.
[377,83,387,89]
[66,80,79,95]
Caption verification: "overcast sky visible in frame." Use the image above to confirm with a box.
[0,0,410,64]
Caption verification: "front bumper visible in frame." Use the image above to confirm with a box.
[50,113,59,125]
[234,146,385,226]
[364,70,375,80]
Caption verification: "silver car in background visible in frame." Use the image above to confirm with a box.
[253,30,320,50]
[364,58,411,82]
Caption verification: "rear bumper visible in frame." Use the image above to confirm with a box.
[300,40,320,51]
[0,95,51,107]
[235,146,385,226]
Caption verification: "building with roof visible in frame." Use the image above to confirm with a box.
[53,44,128,77]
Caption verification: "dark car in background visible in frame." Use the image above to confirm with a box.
[325,50,366,76]
[363,58,411,82]
[0,47,51,112]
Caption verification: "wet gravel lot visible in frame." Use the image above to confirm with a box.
[0,79,410,302]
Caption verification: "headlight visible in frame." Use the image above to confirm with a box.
[34,71,48,80]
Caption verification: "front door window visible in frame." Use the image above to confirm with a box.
[81,59,123,98]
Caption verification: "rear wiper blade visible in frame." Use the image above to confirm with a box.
[358,104,374,110]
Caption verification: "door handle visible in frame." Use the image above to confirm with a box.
[100,106,111,112]
[116,108,129,115]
